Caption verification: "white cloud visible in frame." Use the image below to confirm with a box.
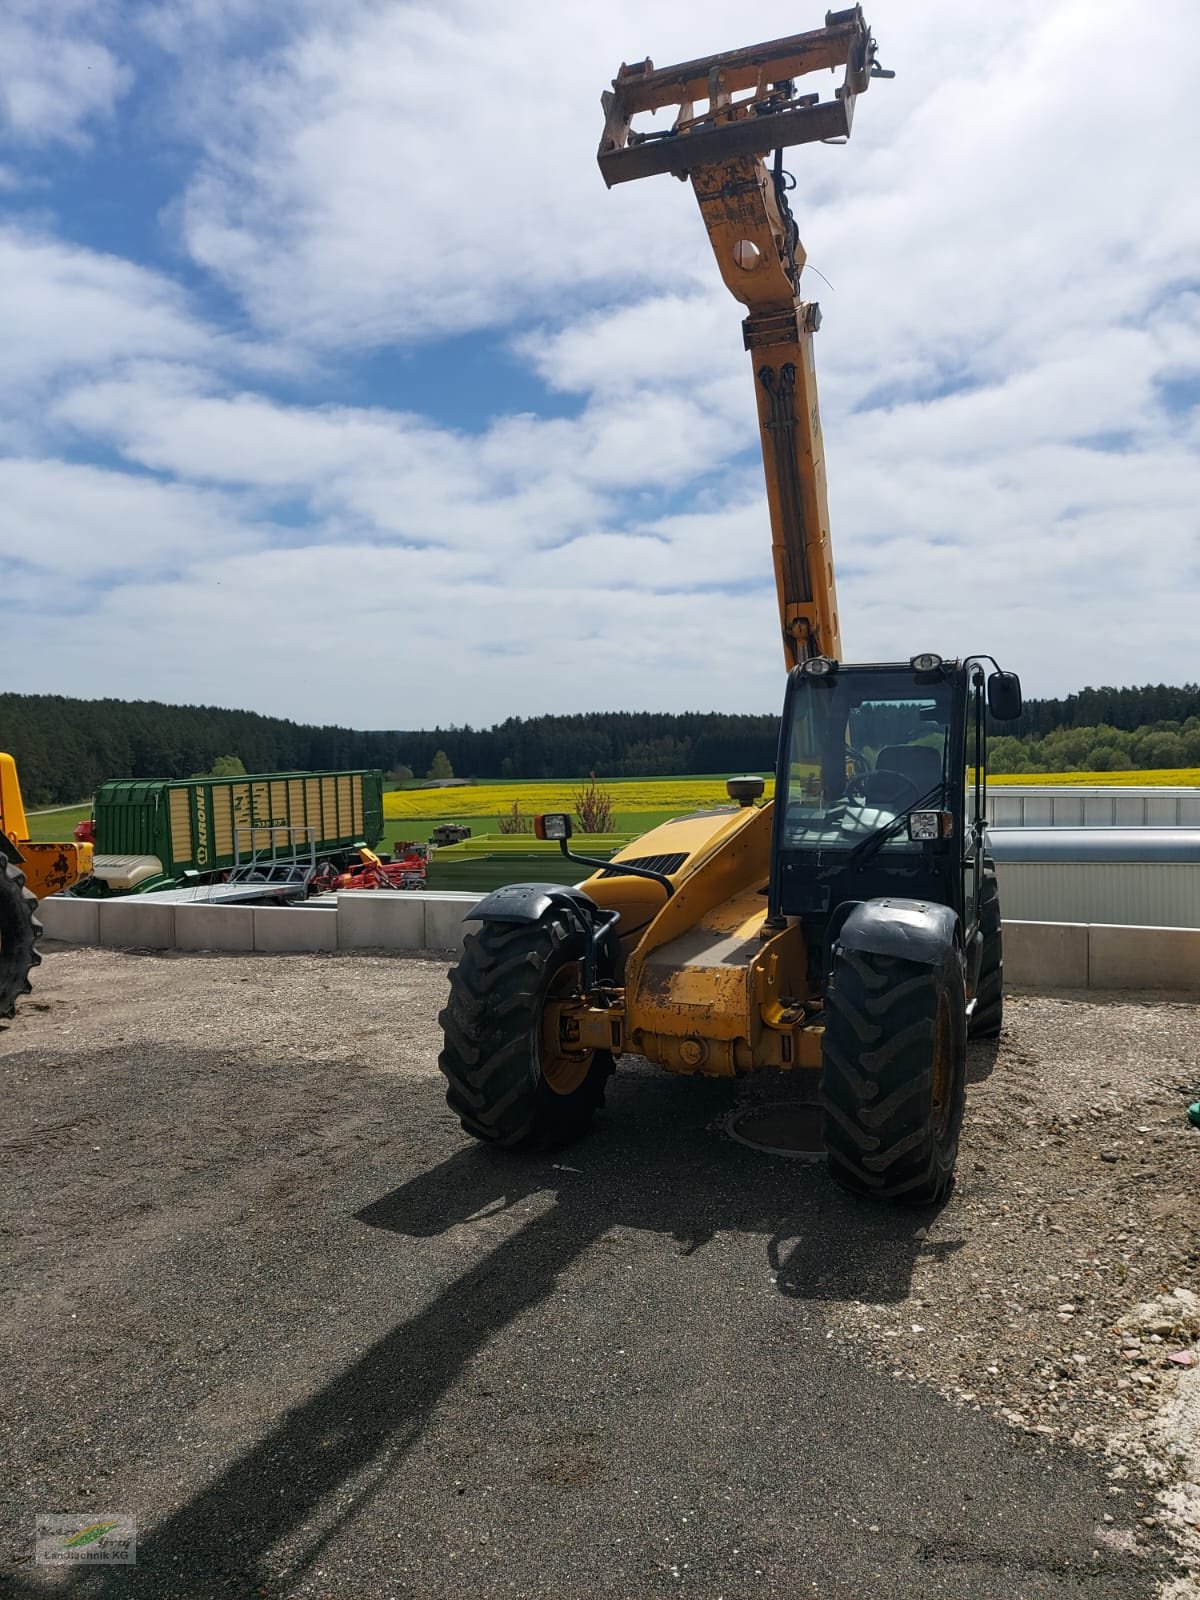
[0,229,208,395]
[516,292,739,396]
[0,224,301,462]
[0,457,268,590]
[1,0,1199,725]
[0,1,130,148]
[53,360,753,533]
[174,0,763,345]
[4,537,791,723]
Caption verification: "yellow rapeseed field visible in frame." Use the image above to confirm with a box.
[383,776,773,821]
[989,769,1200,787]
[384,769,1197,822]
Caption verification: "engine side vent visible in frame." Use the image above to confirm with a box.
[599,851,688,879]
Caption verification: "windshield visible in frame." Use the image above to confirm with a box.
[780,669,953,850]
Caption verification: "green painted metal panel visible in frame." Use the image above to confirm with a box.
[93,769,384,885]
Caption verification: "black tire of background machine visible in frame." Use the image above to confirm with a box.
[820,943,967,1205]
[438,911,615,1149]
[0,850,41,1021]
[968,863,1003,1039]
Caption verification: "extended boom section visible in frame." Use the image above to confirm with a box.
[598,6,889,667]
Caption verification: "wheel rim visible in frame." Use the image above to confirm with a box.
[538,963,594,1096]
[929,989,954,1141]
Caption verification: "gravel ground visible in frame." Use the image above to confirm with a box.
[820,990,1200,1582]
[1,946,1197,1598]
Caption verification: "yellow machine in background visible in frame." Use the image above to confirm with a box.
[1,757,43,1019]
[438,7,1023,1206]
[0,753,92,899]
[1,752,92,1020]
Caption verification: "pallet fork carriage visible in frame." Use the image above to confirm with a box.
[439,8,1021,1204]
[597,8,889,189]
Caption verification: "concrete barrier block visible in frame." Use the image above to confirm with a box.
[35,895,100,945]
[423,895,479,953]
[254,906,338,952]
[337,892,425,950]
[98,898,176,950]
[174,904,256,952]
[1004,920,1089,990]
[1089,923,1200,991]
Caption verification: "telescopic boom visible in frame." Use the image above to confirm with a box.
[599,6,890,668]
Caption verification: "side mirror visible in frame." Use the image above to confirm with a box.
[987,670,1022,723]
[534,813,573,841]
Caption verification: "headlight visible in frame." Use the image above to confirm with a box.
[800,656,837,676]
[534,812,573,841]
[908,811,952,841]
[910,652,943,673]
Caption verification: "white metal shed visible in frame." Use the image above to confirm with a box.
[987,828,1200,928]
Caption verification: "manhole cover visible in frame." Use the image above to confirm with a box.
[726,1100,825,1160]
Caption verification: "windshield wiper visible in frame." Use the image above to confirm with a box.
[845,781,945,869]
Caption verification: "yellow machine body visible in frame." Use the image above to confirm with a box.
[554,8,888,1079]
[553,800,819,1081]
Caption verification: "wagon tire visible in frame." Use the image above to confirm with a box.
[969,863,1003,1039]
[821,944,967,1206]
[309,859,339,896]
[0,849,41,1022]
[438,910,614,1149]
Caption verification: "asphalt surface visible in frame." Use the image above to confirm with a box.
[0,948,1176,1599]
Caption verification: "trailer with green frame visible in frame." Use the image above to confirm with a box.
[81,769,384,895]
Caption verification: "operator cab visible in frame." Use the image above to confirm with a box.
[778,660,954,851]
[770,654,1021,976]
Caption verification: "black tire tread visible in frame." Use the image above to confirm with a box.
[0,849,42,1022]
[969,866,1003,1038]
[438,913,614,1149]
[821,947,966,1205]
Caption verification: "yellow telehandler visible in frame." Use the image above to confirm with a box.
[439,7,1022,1204]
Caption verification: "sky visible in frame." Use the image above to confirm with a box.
[2,0,1198,730]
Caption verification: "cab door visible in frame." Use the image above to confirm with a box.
[962,668,987,969]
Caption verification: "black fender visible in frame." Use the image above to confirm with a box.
[466,882,619,983]
[468,882,599,929]
[834,896,960,969]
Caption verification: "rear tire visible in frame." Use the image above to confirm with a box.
[438,912,614,1149]
[0,850,41,1021]
[821,944,967,1205]
[969,865,1003,1038]
[309,859,339,896]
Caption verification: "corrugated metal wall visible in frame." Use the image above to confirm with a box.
[984,786,1200,926]
[988,787,1200,827]
[994,861,1200,929]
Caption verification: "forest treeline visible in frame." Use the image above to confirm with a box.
[2,683,1198,806]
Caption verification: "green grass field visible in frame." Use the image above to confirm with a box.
[24,805,92,842]
[386,807,688,844]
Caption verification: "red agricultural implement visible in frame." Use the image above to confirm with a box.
[332,843,428,892]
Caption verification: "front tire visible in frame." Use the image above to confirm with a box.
[969,864,1003,1038]
[438,912,614,1149]
[0,850,41,1021]
[821,944,967,1205]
